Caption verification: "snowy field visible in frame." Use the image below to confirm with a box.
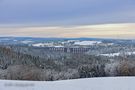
[74,41,102,45]
[100,52,135,57]
[0,77,135,90]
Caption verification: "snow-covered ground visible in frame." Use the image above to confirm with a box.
[32,43,45,47]
[32,42,55,47]
[0,77,135,90]
[100,53,120,57]
[32,40,102,47]
[21,40,33,44]
[54,46,64,48]
[100,52,135,57]
[74,41,102,45]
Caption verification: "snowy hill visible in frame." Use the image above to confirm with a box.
[0,77,135,90]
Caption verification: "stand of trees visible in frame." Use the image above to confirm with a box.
[0,46,135,81]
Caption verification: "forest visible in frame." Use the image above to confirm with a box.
[0,45,135,81]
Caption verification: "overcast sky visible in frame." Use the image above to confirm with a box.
[0,0,135,26]
[0,0,135,38]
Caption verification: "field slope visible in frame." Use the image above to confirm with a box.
[0,77,135,90]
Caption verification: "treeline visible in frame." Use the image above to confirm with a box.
[0,46,135,81]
